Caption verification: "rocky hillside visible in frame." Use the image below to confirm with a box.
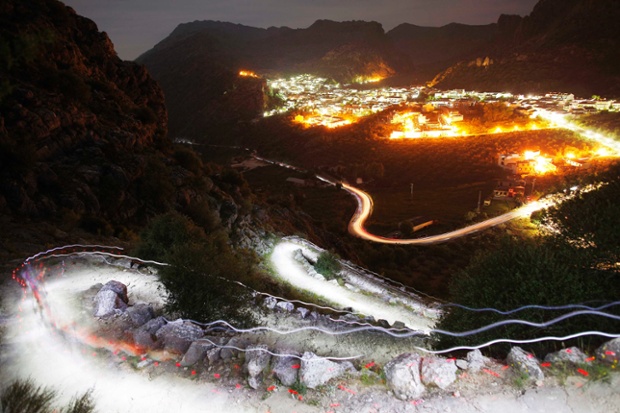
[136,18,506,140]
[0,0,270,257]
[0,0,170,224]
[137,0,620,143]
[431,0,620,96]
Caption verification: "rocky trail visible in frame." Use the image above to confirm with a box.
[1,247,619,413]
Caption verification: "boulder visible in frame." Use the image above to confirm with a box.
[376,319,391,329]
[100,280,129,303]
[296,307,310,319]
[391,321,407,330]
[466,349,490,373]
[206,346,222,364]
[155,320,204,354]
[544,347,588,365]
[456,359,469,370]
[126,303,155,327]
[299,352,355,389]
[384,353,425,400]
[507,347,544,382]
[220,337,248,360]
[420,357,458,390]
[272,352,301,386]
[245,345,271,389]
[276,301,295,312]
[180,338,221,367]
[94,290,127,318]
[596,338,620,366]
[263,296,277,310]
[133,316,166,350]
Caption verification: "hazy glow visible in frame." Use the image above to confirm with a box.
[4,261,247,413]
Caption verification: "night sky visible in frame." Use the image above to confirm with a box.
[63,0,539,60]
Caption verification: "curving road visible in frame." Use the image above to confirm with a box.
[342,182,554,245]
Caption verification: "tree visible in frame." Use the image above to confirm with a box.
[541,163,620,267]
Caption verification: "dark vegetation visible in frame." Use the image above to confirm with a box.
[435,162,620,357]
[314,251,342,280]
[0,379,95,413]
[133,212,258,327]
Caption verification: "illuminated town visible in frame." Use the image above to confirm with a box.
[263,74,620,137]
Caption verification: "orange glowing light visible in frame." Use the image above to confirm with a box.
[596,147,611,157]
[566,152,576,159]
[354,75,385,84]
[238,70,259,78]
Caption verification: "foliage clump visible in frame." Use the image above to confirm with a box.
[0,379,95,413]
[134,211,258,327]
[314,251,342,280]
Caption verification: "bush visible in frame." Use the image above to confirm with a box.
[314,251,341,280]
[132,106,158,125]
[173,146,203,175]
[134,212,257,327]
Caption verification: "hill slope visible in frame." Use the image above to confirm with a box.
[431,0,620,96]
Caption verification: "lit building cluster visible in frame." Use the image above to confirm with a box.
[498,151,557,176]
[389,110,464,139]
[260,73,619,159]
[264,74,421,127]
[431,90,620,115]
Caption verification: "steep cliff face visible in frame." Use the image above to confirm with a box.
[0,0,169,223]
[431,0,620,96]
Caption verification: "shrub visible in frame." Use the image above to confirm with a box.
[134,212,257,327]
[314,251,341,280]
[132,106,158,125]
[173,146,203,175]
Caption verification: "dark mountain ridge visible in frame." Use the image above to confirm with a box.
[138,0,620,141]
[432,0,620,95]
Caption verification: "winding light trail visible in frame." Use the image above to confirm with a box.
[258,155,556,245]
[342,182,553,244]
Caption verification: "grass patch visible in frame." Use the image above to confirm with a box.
[289,380,308,396]
[0,379,95,413]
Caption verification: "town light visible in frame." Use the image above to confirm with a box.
[239,70,259,78]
